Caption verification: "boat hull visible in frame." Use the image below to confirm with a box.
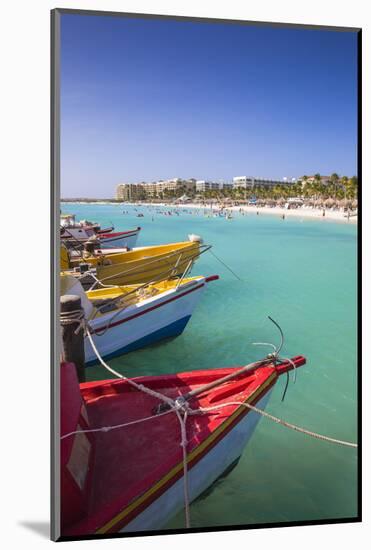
[67,241,201,287]
[95,241,200,286]
[122,389,272,532]
[85,279,206,366]
[60,356,306,537]
[98,229,140,249]
[62,228,140,250]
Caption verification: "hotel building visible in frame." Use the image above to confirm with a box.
[115,183,146,201]
[233,176,294,189]
[195,180,220,192]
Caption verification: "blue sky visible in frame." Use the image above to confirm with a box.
[60,14,358,198]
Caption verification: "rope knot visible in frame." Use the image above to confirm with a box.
[60,308,86,335]
[173,396,188,412]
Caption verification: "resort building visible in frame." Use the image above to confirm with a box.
[116,178,198,200]
[144,182,158,196]
[116,183,138,201]
[195,180,220,192]
[116,183,146,201]
[219,182,233,190]
[155,178,197,194]
[233,176,293,189]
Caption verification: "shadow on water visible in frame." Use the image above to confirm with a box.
[195,457,241,502]
[18,521,49,539]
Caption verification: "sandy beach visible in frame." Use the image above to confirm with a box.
[126,202,357,224]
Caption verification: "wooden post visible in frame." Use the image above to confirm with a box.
[60,294,86,382]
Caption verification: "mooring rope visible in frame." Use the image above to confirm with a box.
[61,408,173,440]
[85,327,193,528]
[195,401,358,449]
[60,311,357,532]
[209,249,241,281]
[60,308,85,335]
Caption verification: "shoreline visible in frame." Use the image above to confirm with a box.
[61,200,357,225]
[126,202,358,225]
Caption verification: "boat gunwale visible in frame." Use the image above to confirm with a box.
[64,356,306,536]
[88,278,205,332]
[64,366,279,536]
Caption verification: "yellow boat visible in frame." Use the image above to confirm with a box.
[60,237,206,287]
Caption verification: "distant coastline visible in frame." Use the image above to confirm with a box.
[61,198,121,203]
[61,199,357,224]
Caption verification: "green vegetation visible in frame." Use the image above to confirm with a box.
[144,174,358,204]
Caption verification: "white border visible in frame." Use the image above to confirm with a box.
[1,1,368,548]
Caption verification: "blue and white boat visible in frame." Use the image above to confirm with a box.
[60,274,218,366]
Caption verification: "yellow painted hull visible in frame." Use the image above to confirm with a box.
[65,241,201,286]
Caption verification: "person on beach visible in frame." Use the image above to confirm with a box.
[323,209,326,217]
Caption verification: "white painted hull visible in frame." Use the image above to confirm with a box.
[61,229,140,249]
[122,389,273,532]
[85,278,206,365]
[99,231,139,249]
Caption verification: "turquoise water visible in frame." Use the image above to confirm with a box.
[62,202,358,528]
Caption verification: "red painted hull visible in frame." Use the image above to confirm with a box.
[61,356,306,536]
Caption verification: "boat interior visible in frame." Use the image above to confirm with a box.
[65,240,200,269]
[60,273,203,319]
[61,360,280,536]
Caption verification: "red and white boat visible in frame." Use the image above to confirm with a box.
[95,228,141,249]
[60,354,306,538]
[61,213,140,249]
[62,227,141,250]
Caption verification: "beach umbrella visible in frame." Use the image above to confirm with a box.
[277,198,286,206]
[336,198,350,209]
[314,199,323,207]
[324,198,335,207]
[352,199,358,208]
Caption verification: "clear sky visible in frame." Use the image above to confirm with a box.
[60,13,358,198]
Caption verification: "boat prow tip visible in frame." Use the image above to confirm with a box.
[275,355,306,376]
[205,274,219,283]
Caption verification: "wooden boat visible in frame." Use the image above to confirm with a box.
[60,354,306,536]
[60,273,218,366]
[62,227,141,250]
[60,214,113,237]
[61,238,204,287]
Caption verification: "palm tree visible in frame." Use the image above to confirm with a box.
[330,173,339,196]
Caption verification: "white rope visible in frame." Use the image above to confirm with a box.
[85,329,175,407]
[195,401,357,448]
[60,309,85,335]
[61,409,172,440]
[175,408,191,528]
[62,322,356,534]
[279,356,298,384]
[85,327,192,527]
